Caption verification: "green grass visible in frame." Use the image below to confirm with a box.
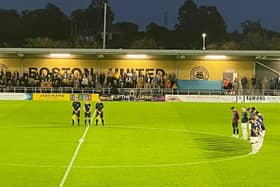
[0,101,279,187]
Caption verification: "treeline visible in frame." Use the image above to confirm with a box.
[1,0,280,49]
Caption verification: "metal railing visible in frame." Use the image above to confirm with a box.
[0,86,280,96]
[0,86,176,95]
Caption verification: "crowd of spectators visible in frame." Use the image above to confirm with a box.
[223,74,280,95]
[2,68,280,94]
[0,68,177,90]
[269,73,280,90]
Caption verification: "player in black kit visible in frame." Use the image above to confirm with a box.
[95,99,104,126]
[83,100,92,126]
[72,98,81,126]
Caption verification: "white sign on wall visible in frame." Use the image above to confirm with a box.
[0,93,31,100]
[166,95,280,103]
[165,95,236,103]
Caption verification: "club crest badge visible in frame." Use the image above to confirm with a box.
[0,64,9,71]
[190,66,209,80]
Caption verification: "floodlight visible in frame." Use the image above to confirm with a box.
[205,55,227,60]
[49,53,72,58]
[125,54,148,59]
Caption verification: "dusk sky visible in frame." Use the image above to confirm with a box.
[0,0,279,31]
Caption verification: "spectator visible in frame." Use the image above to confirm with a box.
[23,74,29,87]
[269,77,276,90]
[241,76,248,94]
[7,79,13,87]
[276,73,280,90]
[154,72,162,89]
[113,69,120,87]
[137,76,144,88]
[132,70,137,88]
[145,74,153,88]
[119,71,126,88]
[160,73,165,89]
[92,70,98,88]
[223,78,230,89]
[87,74,93,88]
[232,78,239,95]
[137,71,144,88]
[169,72,177,88]
[165,79,171,88]
[0,79,5,87]
[81,74,89,88]
[126,70,132,88]
[73,77,80,88]
[63,70,68,79]
[106,68,114,88]
[0,69,4,79]
[251,75,257,94]
[99,72,105,87]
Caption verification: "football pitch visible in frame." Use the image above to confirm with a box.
[0,101,279,187]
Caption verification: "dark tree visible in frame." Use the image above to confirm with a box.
[175,0,199,48]
[241,20,265,35]
[22,4,70,39]
[198,6,226,42]
[240,32,269,50]
[130,37,158,49]
[175,0,226,49]
[146,22,174,49]
[110,22,139,48]
[0,9,23,46]
[71,0,114,38]
[239,20,278,49]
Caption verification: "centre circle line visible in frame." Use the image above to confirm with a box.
[0,125,251,170]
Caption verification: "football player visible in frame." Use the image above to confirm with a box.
[241,107,249,140]
[95,99,104,126]
[256,112,266,150]
[231,107,240,138]
[84,100,92,126]
[249,117,260,154]
[72,97,81,126]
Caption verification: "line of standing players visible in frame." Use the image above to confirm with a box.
[231,106,266,154]
[72,98,105,127]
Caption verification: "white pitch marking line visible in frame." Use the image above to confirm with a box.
[73,153,251,169]
[0,153,251,169]
[59,125,90,187]
[0,125,251,170]
[0,163,67,168]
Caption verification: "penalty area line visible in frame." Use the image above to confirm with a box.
[59,125,90,187]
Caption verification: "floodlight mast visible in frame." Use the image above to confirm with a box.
[202,33,207,50]
[103,2,107,49]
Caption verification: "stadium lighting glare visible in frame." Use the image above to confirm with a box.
[202,33,207,50]
[205,55,227,60]
[49,53,72,58]
[125,54,148,59]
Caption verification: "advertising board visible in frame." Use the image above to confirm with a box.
[0,93,32,100]
[32,93,70,101]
